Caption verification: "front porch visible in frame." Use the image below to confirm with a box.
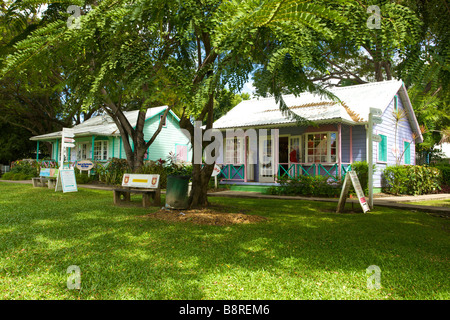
[216,123,365,184]
[216,162,353,183]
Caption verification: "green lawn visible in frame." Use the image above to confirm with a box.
[0,181,448,300]
[402,199,450,207]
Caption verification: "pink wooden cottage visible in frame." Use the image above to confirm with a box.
[212,80,423,193]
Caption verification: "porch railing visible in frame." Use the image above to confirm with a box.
[216,163,246,181]
[278,163,352,182]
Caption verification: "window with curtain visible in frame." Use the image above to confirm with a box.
[94,141,108,161]
[77,143,90,160]
[225,137,244,164]
[305,132,337,163]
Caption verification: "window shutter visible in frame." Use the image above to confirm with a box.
[378,134,387,162]
[404,141,411,164]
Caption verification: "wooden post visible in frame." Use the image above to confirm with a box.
[338,124,342,179]
[349,126,353,163]
[368,113,374,210]
[244,136,248,183]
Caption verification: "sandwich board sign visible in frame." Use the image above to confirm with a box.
[336,171,370,213]
[55,169,78,193]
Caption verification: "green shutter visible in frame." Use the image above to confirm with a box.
[378,134,387,162]
[404,141,411,164]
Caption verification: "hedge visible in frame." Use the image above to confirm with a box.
[382,165,441,195]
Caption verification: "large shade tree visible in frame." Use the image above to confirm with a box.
[2,0,426,206]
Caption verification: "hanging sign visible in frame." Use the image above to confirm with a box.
[76,160,94,171]
[55,169,78,193]
[336,171,370,213]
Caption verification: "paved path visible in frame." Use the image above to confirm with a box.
[1,180,449,215]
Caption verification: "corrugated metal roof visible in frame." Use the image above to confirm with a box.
[213,80,404,129]
[30,106,169,141]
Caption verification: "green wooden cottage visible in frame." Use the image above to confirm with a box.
[30,106,191,165]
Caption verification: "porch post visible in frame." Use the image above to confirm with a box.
[91,136,95,160]
[244,136,248,182]
[273,129,279,180]
[55,139,59,165]
[112,137,115,158]
[350,126,353,163]
[119,136,122,158]
[338,124,342,179]
[36,141,40,161]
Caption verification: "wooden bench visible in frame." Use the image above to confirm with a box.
[113,173,161,208]
[32,168,58,188]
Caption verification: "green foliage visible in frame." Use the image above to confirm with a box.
[350,161,376,194]
[382,165,441,195]
[432,164,450,187]
[267,175,342,198]
[75,172,94,185]
[95,158,130,186]
[136,160,168,189]
[10,160,38,177]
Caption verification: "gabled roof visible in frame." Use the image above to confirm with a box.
[30,106,173,141]
[213,80,422,142]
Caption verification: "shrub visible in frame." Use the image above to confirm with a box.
[75,172,94,184]
[383,165,441,195]
[10,160,39,177]
[1,172,14,180]
[270,175,342,197]
[350,161,376,194]
[95,158,130,186]
[432,164,450,186]
[137,160,168,188]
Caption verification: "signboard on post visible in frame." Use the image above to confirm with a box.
[211,164,221,189]
[372,134,382,143]
[56,128,78,192]
[76,160,94,171]
[336,171,370,213]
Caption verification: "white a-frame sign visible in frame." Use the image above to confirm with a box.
[55,128,78,193]
[336,171,370,213]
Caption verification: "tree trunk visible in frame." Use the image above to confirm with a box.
[189,163,214,207]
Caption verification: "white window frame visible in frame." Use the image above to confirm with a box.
[93,140,109,161]
[77,142,90,160]
[224,137,244,164]
[304,131,338,164]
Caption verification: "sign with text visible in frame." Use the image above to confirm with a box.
[336,171,370,213]
[372,134,382,143]
[372,116,383,125]
[76,160,94,171]
[121,174,160,189]
[370,107,382,116]
[211,164,221,177]
[40,168,58,178]
[55,169,78,193]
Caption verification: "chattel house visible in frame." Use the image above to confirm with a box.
[212,80,423,193]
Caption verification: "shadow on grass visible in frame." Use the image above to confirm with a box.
[0,182,448,299]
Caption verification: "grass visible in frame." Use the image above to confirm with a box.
[401,199,450,207]
[0,181,448,300]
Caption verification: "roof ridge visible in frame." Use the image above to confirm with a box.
[248,79,402,102]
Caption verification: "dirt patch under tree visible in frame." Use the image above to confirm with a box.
[139,204,268,226]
